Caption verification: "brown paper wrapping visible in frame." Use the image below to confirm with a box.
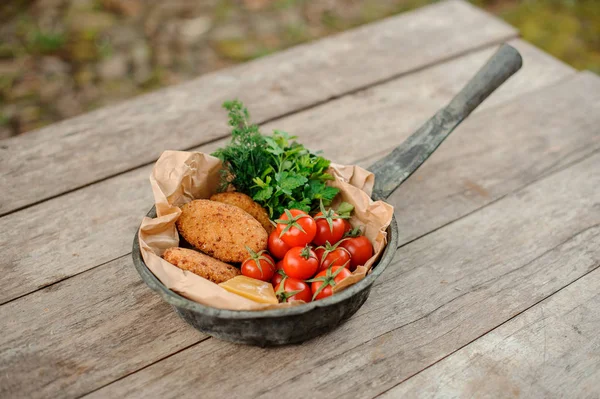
[138,150,394,310]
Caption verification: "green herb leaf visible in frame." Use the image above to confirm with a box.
[319,186,340,201]
[307,180,339,202]
[336,202,355,217]
[277,172,307,191]
[264,136,285,156]
[286,198,311,213]
[213,100,341,218]
[253,186,274,201]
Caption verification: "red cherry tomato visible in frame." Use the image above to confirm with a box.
[314,245,351,272]
[283,246,319,280]
[275,277,312,303]
[275,209,316,247]
[271,260,286,286]
[241,250,275,282]
[310,266,352,301]
[339,236,373,271]
[272,273,284,286]
[313,211,346,246]
[343,220,352,234]
[268,229,291,259]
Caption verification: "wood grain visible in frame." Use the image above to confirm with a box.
[369,43,524,199]
[261,40,575,167]
[382,268,600,398]
[380,70,600,245]
[86,150,600,399]
[0,256,205,399]
[0,0,517,216]
[1,68,595,398]
[0,40,576,305]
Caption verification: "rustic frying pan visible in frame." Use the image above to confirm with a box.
[132,44,523,346]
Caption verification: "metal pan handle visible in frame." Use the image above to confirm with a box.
[370,44,523,200]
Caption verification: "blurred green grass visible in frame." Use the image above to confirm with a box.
[2,0,598,71]
[0,0,598,136]
[229,0,600,73]
[474,0,600,73]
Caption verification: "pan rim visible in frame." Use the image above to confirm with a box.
[132,206,398,319]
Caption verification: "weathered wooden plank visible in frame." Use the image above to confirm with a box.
[373,70,600,245]
[0,0,517,216]
[0,256,205,399]
[382,268,600,398]
[272,39,576,167]
[0,69,593,398]
[264,44,591,247]
[85,151,600,399]
[0,40,576,305]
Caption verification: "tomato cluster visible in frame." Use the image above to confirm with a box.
[241,207,374,304]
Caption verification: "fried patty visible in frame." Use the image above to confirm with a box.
[176,199,268,263]
[210,192,273,233]
[162,247,240,284]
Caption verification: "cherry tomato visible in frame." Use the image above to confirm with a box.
[283,246,319,280]
[241,250,275,282]
[339,236,373,271]
[275,209,316,247]
[275,277,312,303]
[343,220,352,234]
[314,245,351,272]
[313,210,346,246]
[310,266,352,300]
[271,260,286,286]
[272,273,284,286]
[268,229,291,260]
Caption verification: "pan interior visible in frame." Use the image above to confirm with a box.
[132,205,398,319]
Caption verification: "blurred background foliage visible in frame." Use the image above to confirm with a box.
[0,0,598,138]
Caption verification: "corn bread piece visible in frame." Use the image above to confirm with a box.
[162,247,240,284]
[176,199,268,263]
[210,192,273,233]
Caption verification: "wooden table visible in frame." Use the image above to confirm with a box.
[2,1,599,397]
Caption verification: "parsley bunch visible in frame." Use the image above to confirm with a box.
[212,100,339,218]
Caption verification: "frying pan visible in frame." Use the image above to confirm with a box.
[132,44,523,346]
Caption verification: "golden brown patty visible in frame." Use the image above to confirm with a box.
[162,247,240,284]
[210,192,273,233]
[176,199,268,263]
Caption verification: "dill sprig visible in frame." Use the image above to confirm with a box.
[212,100,339,218]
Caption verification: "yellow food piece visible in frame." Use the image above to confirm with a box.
[219,276,278,304]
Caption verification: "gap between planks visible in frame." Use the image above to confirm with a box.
[2,72,596,399]
[251,229,600,398]
[83,148,600,399]
[0,0,521,217]
[0,39,578,306]
[0,68,581,309]
[0,35,517,220]
[376,258,600,398]
[79,337,212,399]
[79,146,600,399]
[56,142,595,397]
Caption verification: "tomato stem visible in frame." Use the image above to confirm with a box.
[315,240,349,267]
[275,276,304,303]
[308,264,349,300]
[314,200,350,233]
[300,245,313,260]
[275,209,309,238]
[343,226,364,238]
[244,246,274,277]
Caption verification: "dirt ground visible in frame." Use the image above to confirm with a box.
[1,0,598,138]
